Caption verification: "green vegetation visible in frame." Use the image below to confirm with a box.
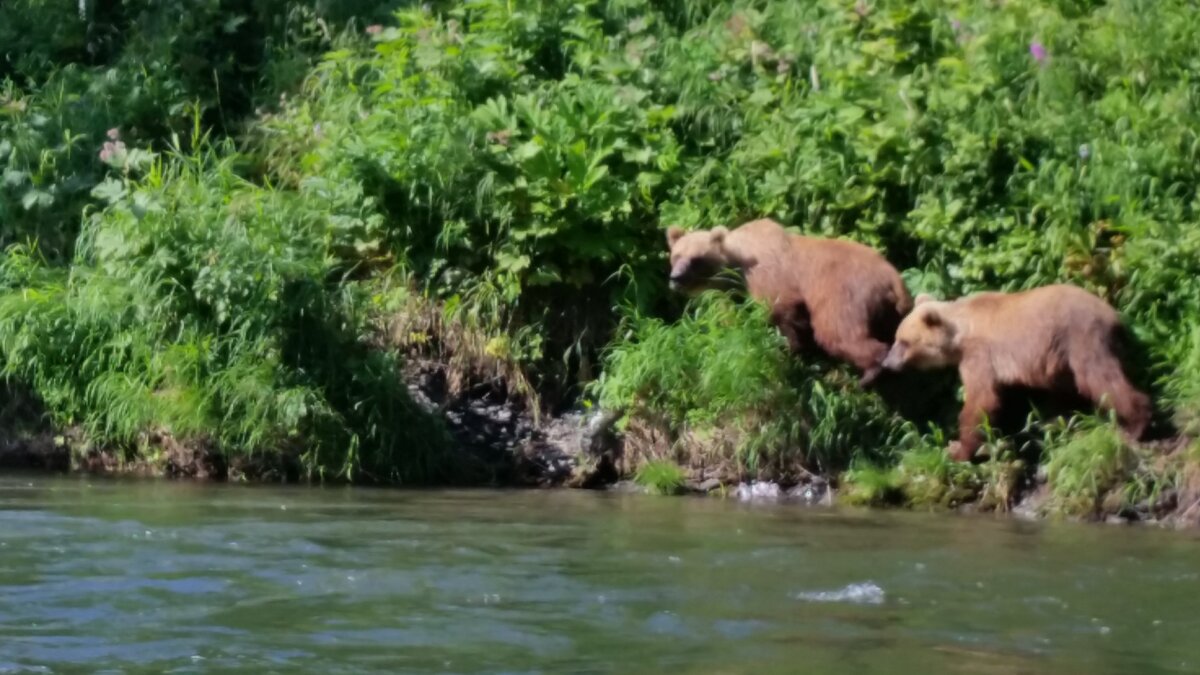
[596,293,909,481]
[4,0,1200,519]
[633,459,688,495]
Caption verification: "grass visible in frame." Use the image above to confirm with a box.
[634,460,688,496]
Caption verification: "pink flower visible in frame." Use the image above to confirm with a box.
[1029,41,1048,64]
[99,139,126,164]
[365,24,383,36]
[106,128,120,141]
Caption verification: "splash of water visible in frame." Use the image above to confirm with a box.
[794,582,885,605]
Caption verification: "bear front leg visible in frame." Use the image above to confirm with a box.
[771,303,813,354]
[953,379,1001,462]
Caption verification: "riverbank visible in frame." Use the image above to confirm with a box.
[3,365,1197,531]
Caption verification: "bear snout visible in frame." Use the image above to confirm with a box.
[881,343,906,371]
[669,259,696,291]
[669,259,690,280]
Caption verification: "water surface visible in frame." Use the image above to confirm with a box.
[0,474,1197,673]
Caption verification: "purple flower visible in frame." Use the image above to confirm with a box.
[1029,41,1048,64]
[949,18,962,33]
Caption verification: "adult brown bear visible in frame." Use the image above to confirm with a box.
[880,285,1153,461]
[666,218,912,386]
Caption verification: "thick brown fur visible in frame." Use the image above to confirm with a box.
[881,285,1153,461]
[666,219,912,386]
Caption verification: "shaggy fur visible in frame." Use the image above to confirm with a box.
[667,219,912,386]
[881,285,1153,461]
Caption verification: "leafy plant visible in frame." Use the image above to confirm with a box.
[634,460,687,496]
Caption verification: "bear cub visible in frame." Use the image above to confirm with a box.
[666,218,912,386]
[881,284,1153,461]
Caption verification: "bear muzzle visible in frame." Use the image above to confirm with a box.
[669,259,694,292]
[881,343,906,371]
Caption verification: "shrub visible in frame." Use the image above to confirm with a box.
[634,460,688,495]
[0,138,449,481]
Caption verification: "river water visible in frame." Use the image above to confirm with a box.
[0,475,1198,673]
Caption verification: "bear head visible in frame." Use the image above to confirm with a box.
[881,294,963,371]
[665,226,740,294]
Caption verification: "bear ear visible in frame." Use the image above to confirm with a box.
[914,293,936,306]
[666,226,685,247]
[710,226,729,246]
[921,306,944,328]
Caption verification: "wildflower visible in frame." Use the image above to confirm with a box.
[854,1,870,18]
[365,24,383,36]
[106,128,120,141]
[1029,41,1048,65]
[708,70,723,82]
[950,18,962,32]
[1078,143,1090,160]
[99,139,126,165]
[313,123,323,139]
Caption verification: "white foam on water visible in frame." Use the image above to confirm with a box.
[794,582,885,605]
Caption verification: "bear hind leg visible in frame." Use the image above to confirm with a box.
[811,319,889,387]
[1069,352,1152,442]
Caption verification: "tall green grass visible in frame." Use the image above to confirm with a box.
[593,294,914,479]
[0,135,449,481]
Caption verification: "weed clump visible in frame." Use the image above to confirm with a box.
[634,460,688,495]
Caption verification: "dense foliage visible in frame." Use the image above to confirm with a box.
[4,0,1200,513]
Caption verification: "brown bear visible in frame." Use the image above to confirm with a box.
[880,284,1153,461]
[666,218,912,386]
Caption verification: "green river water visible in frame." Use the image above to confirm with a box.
[0,474,1198,674]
